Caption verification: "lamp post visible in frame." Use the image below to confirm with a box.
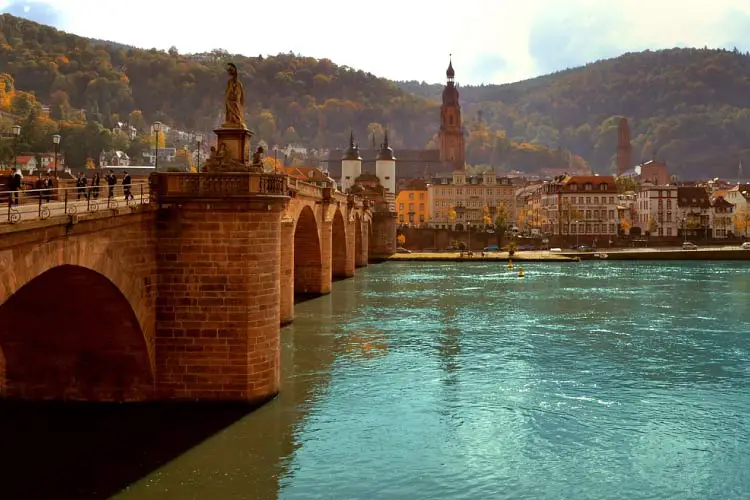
[196,133,203,172]
[152,121,162,169]
[11,125,21,171]
[573,220,580,248]
[52,134,61,179]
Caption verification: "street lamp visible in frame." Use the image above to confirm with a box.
[152,121,162,169]
[11,125,21,172]
[52,134,61,179]
[196,133,203,172]
[573,220,580,248]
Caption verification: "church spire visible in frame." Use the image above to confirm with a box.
[342,129,361,160]
[446,54,455,81]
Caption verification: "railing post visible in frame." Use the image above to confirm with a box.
[86,187,91,212]
[38,189,42,218]
[6,194,10,223]
[140,183,143,204]
[64,188,68,214]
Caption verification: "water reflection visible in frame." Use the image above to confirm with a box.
[3,261,749,500]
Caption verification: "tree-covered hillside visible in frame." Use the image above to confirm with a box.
[400,48,750,179]
[0,13,586,173]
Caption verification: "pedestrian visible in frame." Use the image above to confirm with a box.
[8,167,21,206]
[107,172,116,199]
[43,172,53,202]
[92,172,100,199]
[122,171,133,201]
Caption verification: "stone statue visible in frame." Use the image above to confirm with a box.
[224,62,246,128]
[202,142,250,172]
[252,146,265,168]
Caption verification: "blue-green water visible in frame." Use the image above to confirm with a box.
[120,261,750,500]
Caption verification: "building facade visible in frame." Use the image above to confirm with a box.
[635,184,679,237]
[539,175,619,240]
[396,187,429,227]
[427,170,516,229]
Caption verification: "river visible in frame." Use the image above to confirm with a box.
[6,261,750,499]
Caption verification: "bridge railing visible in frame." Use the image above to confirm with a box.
[0,181,150,225]
[150,172,289,200]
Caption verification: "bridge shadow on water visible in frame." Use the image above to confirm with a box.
[0,399,258,500]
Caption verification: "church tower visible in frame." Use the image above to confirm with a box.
[438,57,466,171]
[616,117,632,177]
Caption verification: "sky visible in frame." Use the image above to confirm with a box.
[3,0,750,85]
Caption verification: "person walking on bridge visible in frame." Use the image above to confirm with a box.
[122,171,133,201]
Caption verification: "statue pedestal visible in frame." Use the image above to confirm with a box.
[215,126,254,165]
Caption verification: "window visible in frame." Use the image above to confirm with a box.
[419,193,424,200]
[419,215,425,223]
[409,203,414,211]
[586,197,591,204]
[399,203,404,210]
[399,214,404,222]
[419,203,424,211]
[609,224,615,233]
[594,196,599,204]
[585,183,593,191]
[599,183,608,191]
[667,227,673,236]
[609,196,615,204]
[409,193,414,200]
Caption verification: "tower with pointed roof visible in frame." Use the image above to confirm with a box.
[438,56,466,171]
[341,130,362,192]
[375,129,396,193]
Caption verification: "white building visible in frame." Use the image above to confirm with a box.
[724,184,750,237]
[635,184,679,237]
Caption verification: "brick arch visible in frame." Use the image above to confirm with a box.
[331,208,348,280]
[0,264,154,401]
[294,205,323,295]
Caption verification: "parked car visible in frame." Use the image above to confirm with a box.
[741,242,750,250]
[577,245,592,252]
[519,244,536,251]
[484,245,500,252]
[396,247,412,254]
[682,242,698,250]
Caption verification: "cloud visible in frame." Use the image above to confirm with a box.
[2,0,750,85]
[1,0,62,26]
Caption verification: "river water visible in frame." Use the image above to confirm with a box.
[117,261,750,500]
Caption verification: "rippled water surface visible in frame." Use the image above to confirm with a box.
[120,261,750,500]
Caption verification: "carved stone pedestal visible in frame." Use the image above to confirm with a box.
[216,126,253,165]
[203,126,261,173]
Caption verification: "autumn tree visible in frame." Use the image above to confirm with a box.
[619,216,632,236]
[85,157,96,170]
[495,203,508,235]
[447,207,457,226]
[262,156,283,172]
[482,205,492,227]
[647,216,658,235]
[397,234,406,247]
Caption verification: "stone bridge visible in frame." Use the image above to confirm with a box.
[0,172,396,404]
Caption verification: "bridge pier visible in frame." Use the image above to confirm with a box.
[369,212,398,261]
[279,217,295,326]
[153,173,288,403]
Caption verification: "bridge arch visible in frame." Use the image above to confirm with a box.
[0,264,154,401]
[294,205,324,296]
[331,208,348,280]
